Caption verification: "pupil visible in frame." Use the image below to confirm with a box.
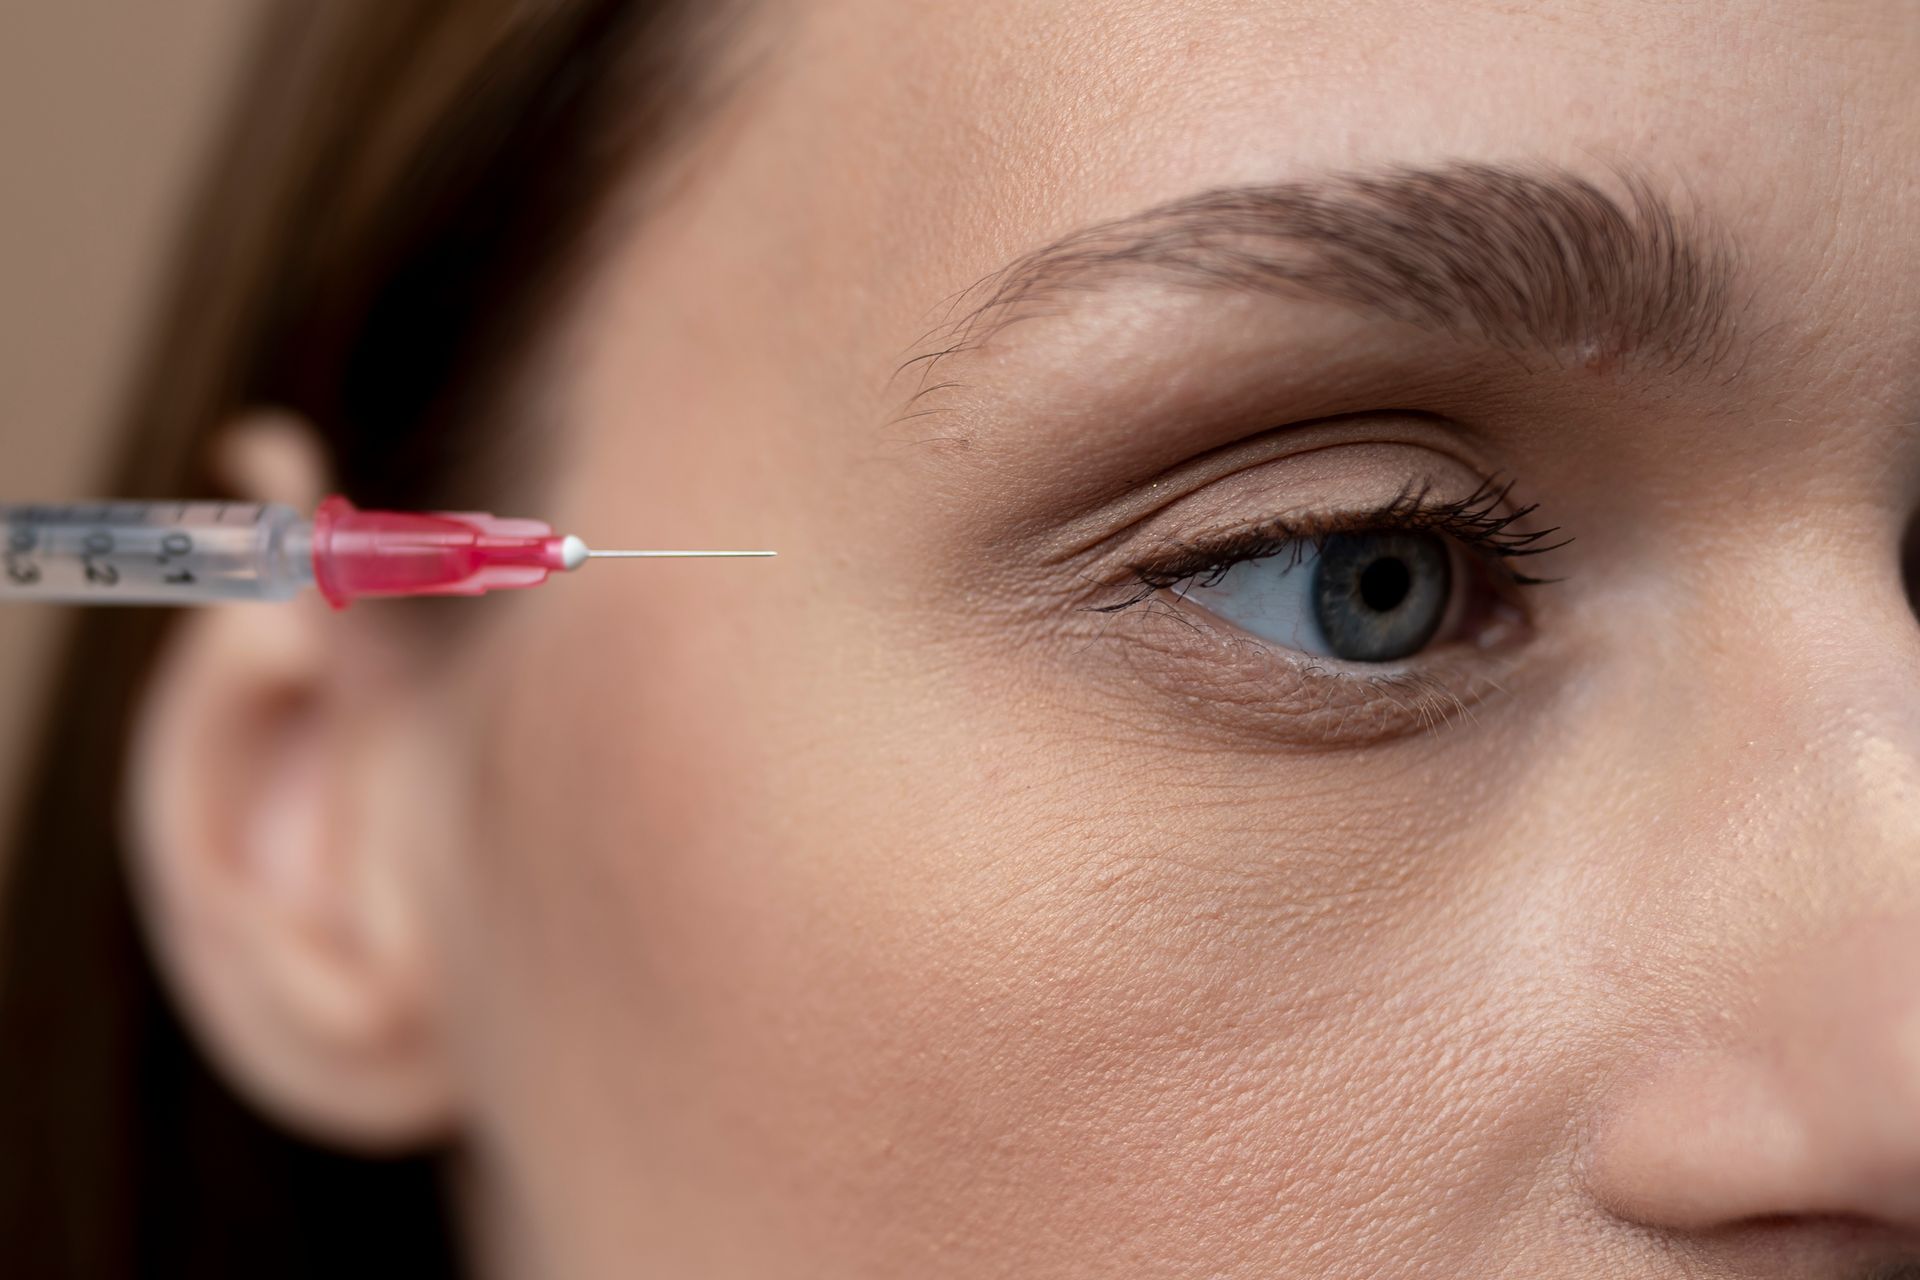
[1358,556,1411,612]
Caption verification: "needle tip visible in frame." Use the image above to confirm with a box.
[583,549,776,559]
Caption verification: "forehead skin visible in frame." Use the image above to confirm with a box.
[592,0,1916,542]
[437,2,1920,1276]
[755,0,1909,379]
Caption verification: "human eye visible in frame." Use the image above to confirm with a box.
[1110,477,1564,661]
[1178,528,1456,663]
[1087,476,1571,745]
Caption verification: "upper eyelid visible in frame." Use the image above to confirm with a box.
[1097,477,1575,613]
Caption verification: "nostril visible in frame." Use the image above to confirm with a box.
[1905,508,1920,625]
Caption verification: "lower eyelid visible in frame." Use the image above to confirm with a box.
[1066,583,1536,749]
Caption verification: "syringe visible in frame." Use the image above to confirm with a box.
[0,496,773,608]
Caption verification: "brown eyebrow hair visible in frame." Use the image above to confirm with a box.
[894,157,1748,404]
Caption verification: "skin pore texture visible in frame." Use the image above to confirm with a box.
[130,1,1920,1276]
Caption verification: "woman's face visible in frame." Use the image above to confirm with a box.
[261,0,1920,1274]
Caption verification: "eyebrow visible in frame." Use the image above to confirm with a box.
[894,158,1747,402]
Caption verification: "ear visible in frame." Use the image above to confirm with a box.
[124,412,454,1151]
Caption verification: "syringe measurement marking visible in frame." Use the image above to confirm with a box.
[4,522,37,584]
[159,531,195,585]
[3,517,36,584]
[2,511,214,590]
[82,529,118,586]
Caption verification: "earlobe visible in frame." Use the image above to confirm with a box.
[123,412,455,1151]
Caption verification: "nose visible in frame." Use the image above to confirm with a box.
[1587,917,1920,1229]
[1581,558,1920,1240]
[1904,510,1920,622]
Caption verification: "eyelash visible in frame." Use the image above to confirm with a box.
[1092,474,1572,619]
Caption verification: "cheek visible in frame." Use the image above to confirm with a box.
[440,575,1586,1268]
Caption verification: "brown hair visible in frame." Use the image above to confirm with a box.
[0,1,724,1271]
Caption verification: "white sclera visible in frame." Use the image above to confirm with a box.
[1181,545,1333,655]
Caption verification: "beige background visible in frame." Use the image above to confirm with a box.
[0,2,256,844]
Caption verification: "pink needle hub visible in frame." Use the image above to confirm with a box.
[308,494,771,608]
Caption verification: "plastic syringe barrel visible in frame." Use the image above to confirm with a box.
[0,501,312,604]
[0,497,577,608]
